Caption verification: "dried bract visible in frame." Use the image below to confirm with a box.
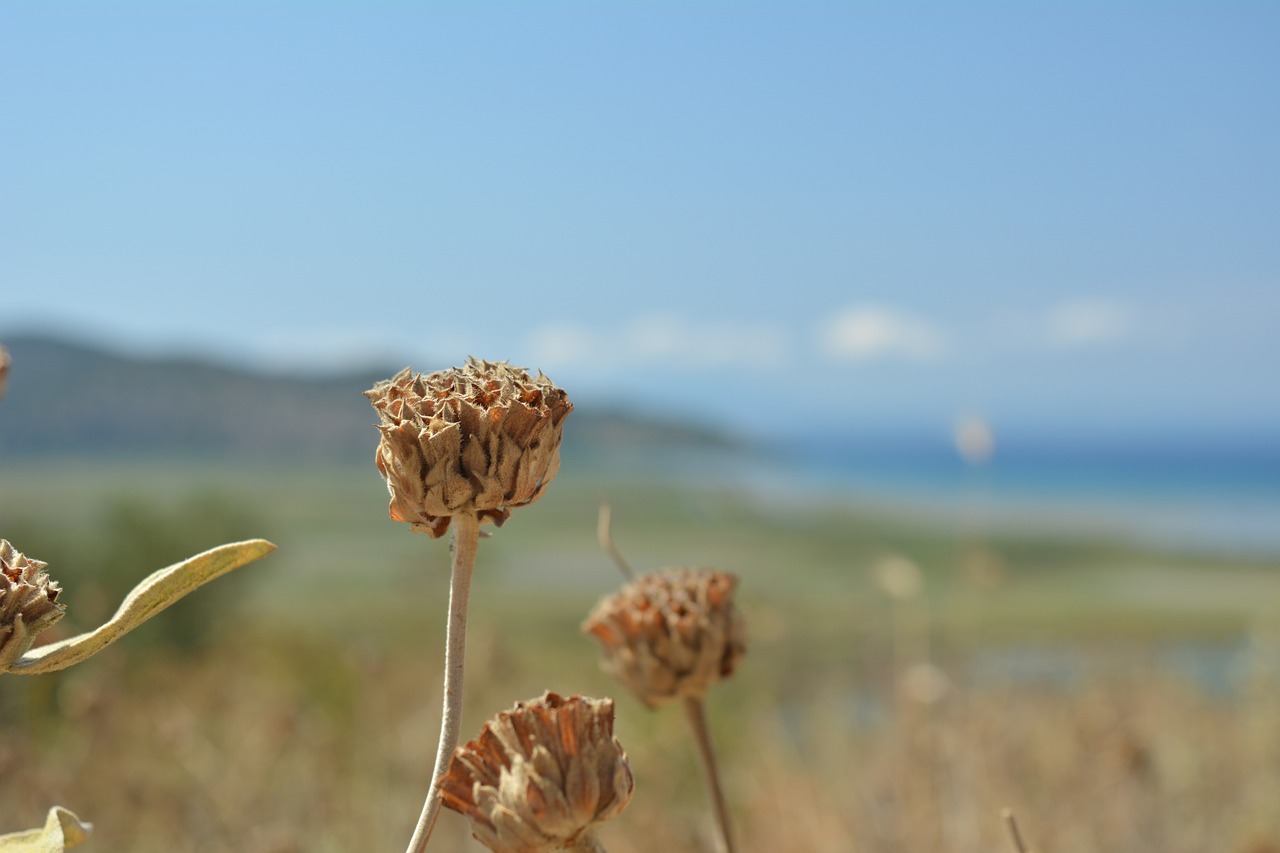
[441,692,634,853]
[0,541,66,670]
[365,359,572,538]
[582,568,746,708]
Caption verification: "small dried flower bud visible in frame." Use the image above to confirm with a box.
[0,540,66,669]
[365,359,572,538]
[441,691,634,853]
[582,568,746,709]
[0,346,10,400]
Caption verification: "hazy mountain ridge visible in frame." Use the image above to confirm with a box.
[0,333,742,459]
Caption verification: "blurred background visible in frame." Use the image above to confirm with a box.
[2,3,1278,851]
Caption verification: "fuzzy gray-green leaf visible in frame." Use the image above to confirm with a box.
[5,539,275,675]
[0,807,92,851]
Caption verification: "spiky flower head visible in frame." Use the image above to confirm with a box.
[582,568,746,709]
[0,540,66,670]
[365,359,572,538]
[441,691,634,853]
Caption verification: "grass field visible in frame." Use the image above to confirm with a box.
[2,456,1279,851]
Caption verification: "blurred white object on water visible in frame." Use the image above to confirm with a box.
[954,414,996,466]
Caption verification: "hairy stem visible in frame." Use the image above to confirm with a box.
[683,696,737,853]
[405,512,481,853]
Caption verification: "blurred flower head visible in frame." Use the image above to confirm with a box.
[901,662,951,705]
[365,359,572,538]
[441,691,633,853]
[874,555,924,601]
[582,568,746,708]
[0,345,10,400]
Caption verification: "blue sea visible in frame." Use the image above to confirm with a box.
[761,432,1280,556]
[607,430,1280,556]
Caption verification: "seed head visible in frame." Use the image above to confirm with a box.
[0,540,66,669]
[365,359,572,538]
[440,691,634,853]
[582,568,746,709]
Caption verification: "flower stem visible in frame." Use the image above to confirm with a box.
[1002,808,1030,853]
[405,511,480,853]
[596,502,634,581]
[683,696,737,853]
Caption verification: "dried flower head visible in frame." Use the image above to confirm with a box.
[365,359,572,538]
[441,691,634,853]
[0,345,10,400]
[0,540,66,670]
[582,568,746,709]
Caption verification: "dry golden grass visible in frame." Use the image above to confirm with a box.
[3,620,1278,853]
[3,462,1279,851]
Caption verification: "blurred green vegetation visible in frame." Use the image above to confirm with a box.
[2,454,1277,733]
[3,456,1277,652]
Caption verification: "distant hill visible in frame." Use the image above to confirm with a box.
[0,333,743,460]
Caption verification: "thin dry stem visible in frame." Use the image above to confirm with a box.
[597,503,634,581]
[405,511,480,853]
[683,696,737,853]
[1002,808,1029,853]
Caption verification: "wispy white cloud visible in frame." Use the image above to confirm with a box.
[1045,299,1130,347]
[246,328,409,373]
[526,313,791,372]
[525,323,601,366]
[820,305,945,362]
[524,297,1132,385]
[984,298,1135,355]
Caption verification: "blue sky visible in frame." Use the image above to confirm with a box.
[2,2,1277,440]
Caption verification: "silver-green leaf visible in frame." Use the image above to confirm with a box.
[0,807,92,851]
[4,539,275,675]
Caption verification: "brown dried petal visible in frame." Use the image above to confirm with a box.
[0,540,67,669]
[441,692,633,853]
[582,568,746,708]
[365,359,572,538]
